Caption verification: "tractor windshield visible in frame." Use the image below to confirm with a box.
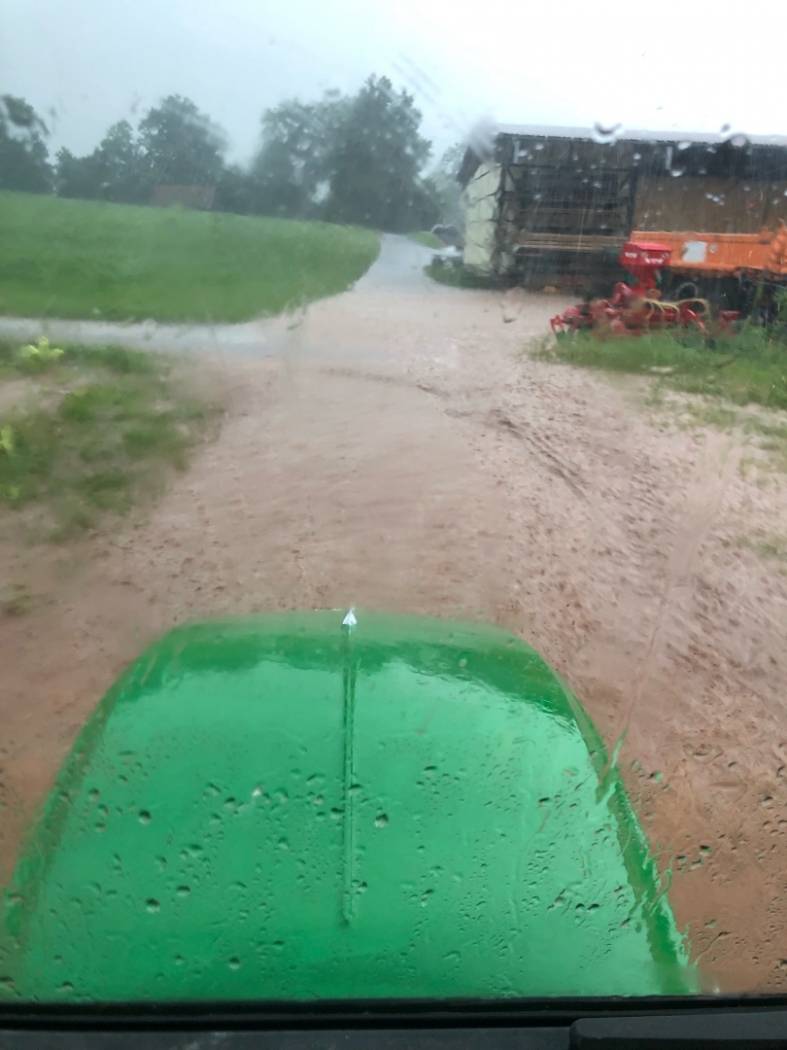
[1,0,786,1009]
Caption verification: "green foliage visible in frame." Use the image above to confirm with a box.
[15,336,64,369]
[409,231,442,248]
[47,78,436,230]
[323,76,436,231]
[0,340,218,536]
[0,95,52,194]
[138,95,226,187]
[57,120,149,204]
[429,142,465,226]
[0,191,380,323]
[536,328,787,411]
[251,96,348,220]
[251,76,437,231]
[56,96,225,206]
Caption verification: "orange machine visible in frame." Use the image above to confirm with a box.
[630,222,787,278]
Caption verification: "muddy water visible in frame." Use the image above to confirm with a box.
[2,236,787,991]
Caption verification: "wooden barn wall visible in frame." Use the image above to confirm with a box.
[633,177,787,233]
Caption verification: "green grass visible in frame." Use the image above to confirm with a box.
[0,337,220,538]
[0,192,380,324]
[736,532,787,563]
[408,230,443,249]
[534,328,787,411]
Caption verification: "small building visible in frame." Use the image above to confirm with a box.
[459,125,787,291]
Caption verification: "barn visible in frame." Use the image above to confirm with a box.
[459,125,787,293]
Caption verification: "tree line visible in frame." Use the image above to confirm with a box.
[0,77,463,232]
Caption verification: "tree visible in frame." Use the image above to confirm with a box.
[430,142,465,227]
[250,77,437,231]
[93,120,148,203]
[57,120,148,203]
[138,95,226,186]
[215,163,255,215]
[323,76,435,231]
[55,147,101,199]
[250,96,348,219]
[0,95,53,193]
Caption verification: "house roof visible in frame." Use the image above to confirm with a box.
[496,123,787,147]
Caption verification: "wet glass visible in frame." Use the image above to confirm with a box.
[1,0,787,1006]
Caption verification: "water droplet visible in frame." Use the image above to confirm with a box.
[677,140,691,151]
[278,837,290,850]
[591,121,622,144]
[670,168,685,178]
[58,981,74,994]
[174,954,185,967]
[176,885,190,898]
[139,810,152,825]
[375,813,389,828]
[251,785,263,798]
[313,794,325,807]
[146,898,161,913]
[88,789,100,802]
[228,956,241,971]
[424,766,437,778]
[94,822,106,833]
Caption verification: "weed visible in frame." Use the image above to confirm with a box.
[0,339,220,537]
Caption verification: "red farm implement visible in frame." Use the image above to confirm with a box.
[550,241,740,336]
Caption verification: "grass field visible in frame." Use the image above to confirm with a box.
[0,336,220,539]
[0,193,380,324]
[535,328,787,411]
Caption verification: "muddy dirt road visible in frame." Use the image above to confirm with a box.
[3,236,787,991]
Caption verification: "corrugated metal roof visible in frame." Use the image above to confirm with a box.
[496,123,787,147]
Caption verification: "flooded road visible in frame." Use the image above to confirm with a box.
[3,238,787,991]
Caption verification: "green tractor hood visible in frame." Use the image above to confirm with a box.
[0,611,695,1002]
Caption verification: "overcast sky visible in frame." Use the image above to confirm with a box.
[3,0,787,167]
